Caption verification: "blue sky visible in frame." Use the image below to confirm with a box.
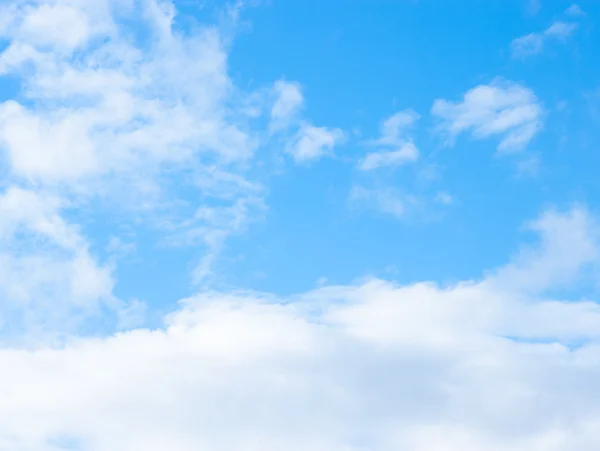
[104,0,600,301]
[2,0,600,450]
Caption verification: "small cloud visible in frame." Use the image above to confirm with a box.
[511,33,544,57]
[372,109,419,147]
[431,79,542,152]
[565,4,585,16]
[269,79,304,132]
[286,123,344,163]
[358,142,419,171]
[544,21,578,38]
[511,21,578,59]
[358,110,420,170]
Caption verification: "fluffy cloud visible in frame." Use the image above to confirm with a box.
[431,80,543,152]
[358,110,420,170]
[2,207,600,450]
[0,0,287,290]
[0,0,251,187]
[511,21,578,59]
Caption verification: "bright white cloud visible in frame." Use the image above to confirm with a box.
[286,123,344,162]
[431,80,543,152]
[2,207,600,449]
[511,21,578,59]
[358,110,420,170]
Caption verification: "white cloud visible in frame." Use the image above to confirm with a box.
[0,0,257,191]
[374,109,419,146]
[269,81,345,164]
[358,142,419,170]
[486,206,598,295]
[511,21,578,59]
[286,123,344,163]
[0,188,116,342]
[0,0,279,286]
[358,110,420,170]
[270,79,304,132]
[2,207,600,449]
[431,80,543,152]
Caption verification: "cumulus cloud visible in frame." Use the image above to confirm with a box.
[431,80,543,152]
[511,21,578,59]
[358,110,420,170]
[2,207,600,449]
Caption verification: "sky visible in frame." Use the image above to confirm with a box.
[1,0,600,449]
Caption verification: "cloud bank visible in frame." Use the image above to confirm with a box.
[2,206,600,450]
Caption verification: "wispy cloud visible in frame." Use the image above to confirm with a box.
[0,0,326,329]
[358,110,420,171]
[286,123,345,163]
[431,79,543,152]
[269,80,304,132]
[511,21,578,59]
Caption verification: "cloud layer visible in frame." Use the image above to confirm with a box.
[2,206,600,450]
